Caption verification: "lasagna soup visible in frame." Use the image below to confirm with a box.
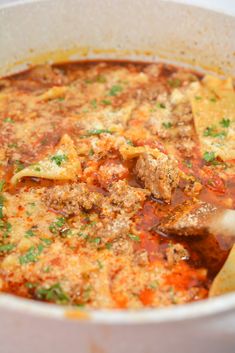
[0,61,235,308]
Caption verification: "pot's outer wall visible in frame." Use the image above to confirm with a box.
[1,305,235,353]
[0,0,235,76]
[0,1,235,352]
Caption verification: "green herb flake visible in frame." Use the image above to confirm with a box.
[83,285,92,302]
[50,154,68,166]
[96,75,106,83]
[0,195,4,219]
[101,99,112,105]
[78,232,89,240]
[43,266,51,273]
[128,233,140,242]
[3,117,14,123]
[162,122,172,129]
[149,280,159,290]
[105,242,112,250]
[36,283,69,304]
[220,118,231,128]
[183,160,193,168]
[109,85,123,96]
[203,151,216,163]
[89,237,101,245]
[90,99,97,109]
[89,148,94,156]
[97,260,103,269]
[2,222,12,239]
[156,102,166,109]
[86,129,112,136]
[0,243,15,253]
[15,160,25,172]
[195,96,202,100]
[49,217,66,234]
[203,126,215,137]
[168,78,181,88]
[0,180,5,192]
[19,244,44,265]
[25,282,38,289]
[84,78,93,84]
[209,97,217,103]
[203,126,227,139]
[40,238,52,245]
[8,142,18,148]
[25,228,36,238]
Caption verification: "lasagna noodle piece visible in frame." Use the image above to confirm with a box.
[209,244,235,297]
[189,75,235,160]
[11,134,81,184]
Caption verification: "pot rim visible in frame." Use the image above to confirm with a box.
[1,292,235,323]
[1,0,235,325]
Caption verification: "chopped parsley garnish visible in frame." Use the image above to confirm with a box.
[8,142,18,148]
[203,126,215,137]
[183,160,192,168]
[105,242,112,250]
[78,232,89,240]
[89,237,101,245]
[15,160,25,172]
[25,228,36,238]
[85,75,106,84]
[85,129,112,136]
[203,151,216,163]
[89,148,94,156]
[96,75,106,83]
[43,266,51,273]
[97,260,103,269]
[149,280,159,289]
[49,217,66,234]
[162,122,172,129]
[57,97,65,102]
[203,126,227,139]
[33,165,41,172]
[214,131,227,139]
[19,244,44,264]
[3,117,14,123]
[25,282,38,289]
[0,180,5,192]
[101,99,112,105]
[83,285,92,302]
[0,221,12,239]
[220,118,231,128]
[36,283,69,304]
[90,99,97,109]
[40,238,52,245]
[109,84,123,96]
[156,102,166,109]
[128,233,140,242]
[210,97,217,102]
[195,96,202,100]
[0,195,4,219]
[50,154,68,166]
[0,243,15,253]
[168,78,181,88]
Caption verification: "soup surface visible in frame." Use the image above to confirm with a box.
[0,61,234,308]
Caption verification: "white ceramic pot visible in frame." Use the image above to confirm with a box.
[0,1,235,352]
